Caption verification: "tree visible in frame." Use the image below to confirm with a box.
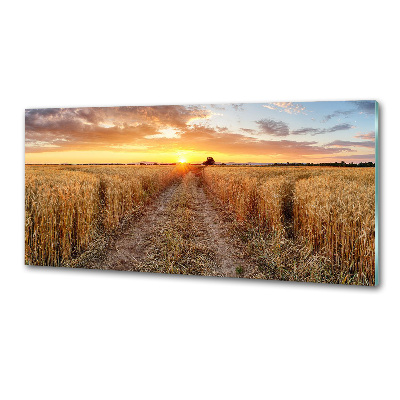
[203,157,216,165]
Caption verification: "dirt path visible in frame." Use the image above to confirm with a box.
[89,182,180,271]
[190,180,245,277]
[87,173,248,277]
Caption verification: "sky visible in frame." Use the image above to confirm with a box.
[25,101,377,164]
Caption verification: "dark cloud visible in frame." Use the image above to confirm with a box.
[240,128,256,134]
[322,101,376,123]
[327,140,375,148]
[231,103,244,111]
[256,119,290,137]
[291,123,354,136]
[326,123,354,132]
[26,105,210,132]
[25,108,62,118]
[322,110,353,122]
[352,101,376,115]
[291,128,322,135]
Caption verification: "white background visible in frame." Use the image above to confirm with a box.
[1,1,399,399]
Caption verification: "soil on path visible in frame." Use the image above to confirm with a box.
[88,182,180,271]
[190,179,245,277]
[88,173,249,277]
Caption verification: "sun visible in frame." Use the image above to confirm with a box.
[178,158,187,164]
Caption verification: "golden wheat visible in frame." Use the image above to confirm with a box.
[25,165,178,266]
[26,164,375,284]
[203,166,375,284]
[293,169,375,283]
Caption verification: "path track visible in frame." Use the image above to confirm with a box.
[90,173,247,277]
[190,179,243,277]
[90,182,180,271]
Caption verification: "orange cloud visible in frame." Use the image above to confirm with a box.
[25,105,369,164]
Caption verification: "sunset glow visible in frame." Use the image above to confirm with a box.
[25,102,377,164]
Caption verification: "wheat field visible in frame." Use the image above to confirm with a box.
[25,165,375,285]
[25,165,180,267]
[203,166,375,284]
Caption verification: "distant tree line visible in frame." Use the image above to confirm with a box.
[202,158,375,167]
[273,161,375,167]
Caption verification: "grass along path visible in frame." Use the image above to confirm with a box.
[136,172,220,276]
[140,172,250,277]
[83,181,181,271]
[85,172,248,277]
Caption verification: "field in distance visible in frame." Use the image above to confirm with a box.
[25,164,375,285]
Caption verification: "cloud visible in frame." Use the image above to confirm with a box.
[26,105,211,132]
[352,101,376,115]
[25,105,213,152]
[254,119,354,137]
[355,131,375,140]
[211,104,226,111]
[263,102,306,114]
[326,123,355,132]
[256,119,290,137]
[240,128,256,134]
[25,123,162,153]
[231,103,244,111]
[322,101,376,122]
[291,123,354,136]
[322,109,354,122]
[291,127,322,135]
[326,140,375,148]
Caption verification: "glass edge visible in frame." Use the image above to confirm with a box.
[375,101,379,286]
